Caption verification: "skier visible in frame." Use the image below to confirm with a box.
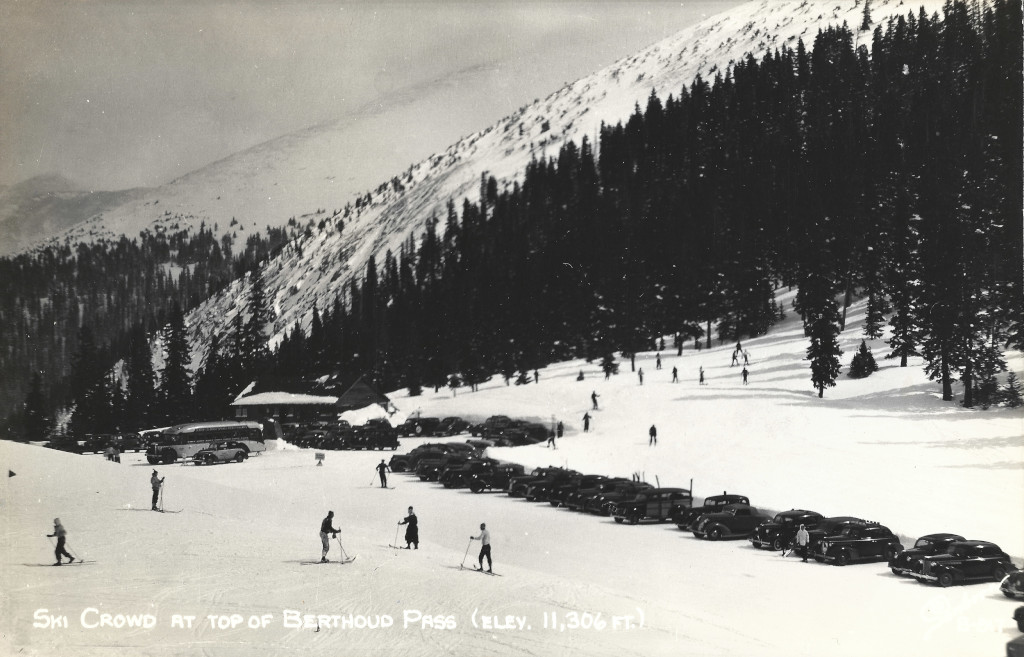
[556,421,564,439]
[534,369,539,384]
[700,366,706,385]
[399,506,419,549]
[547,430,556,449]
[47,518,74,565]
[743,350,750,366]
[591,391,599,410]
[150,470,164,511]
[649,424,657,446]
[577,369,584,381]
[655,353,662,370]
[741,367,749,385]
[638,368,644,385]
[794,524,810,562]
[319,511,340,562]
[376,459,390,488]
[672,366,679,383]
[582,412,591,432]
[470,522,492,573]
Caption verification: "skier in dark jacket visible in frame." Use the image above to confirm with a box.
[47,518,74,565]
[591,391,599,409]
[649,424,657,446]
[399,506,419,549]
[319,511,340,562]
[582,412,591,432]
[376,459,390,488]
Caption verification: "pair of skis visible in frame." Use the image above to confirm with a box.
[304,536,357,565]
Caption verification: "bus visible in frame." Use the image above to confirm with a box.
[145,421,268,464]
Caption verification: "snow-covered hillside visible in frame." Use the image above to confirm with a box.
[2,291,1021,657]
[181,0,946,369]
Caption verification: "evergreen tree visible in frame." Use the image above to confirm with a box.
[600,353,620,378]
[802,273,843,398]
[243,268,273,372]
[124,323,157,430]
[1001,371,1022,408]
[861,0,872,31]
[848,339,879,378]
[160,302,192,424]
[23,372,50,441]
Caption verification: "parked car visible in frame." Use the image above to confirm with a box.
[81,434,116,453]
[1002,572,1024,600]
[398,416,442,437]
[417,453,466,482]
[750,510,825,551]
[504,420,550,446]
[439,458,497,488]
[672,492,751,529]
[434,417,470,437]
[564,478,631,511]
[547,474,610,507]
[805,517,870,553]
[114,433,147,452]
[914,541,1015,587]
[691,504,771,540]
[811,523,904,566]
[889,533,966,577]
[583,480,654,515]
[471,415,513,438]
[348,419,399,450]
[612,488,693,524]
[1014,606,1024,632]
[1009,633,1024,657]
[507,467,577,497]
[514,468,581,499]
[194,441,249,465]
[468,463,526,493]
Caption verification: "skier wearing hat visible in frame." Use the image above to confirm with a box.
[47,518,74,565]
[398,506,418,549]
[319,511,340,562]
[150,470,165,511]
[470,522,492,573]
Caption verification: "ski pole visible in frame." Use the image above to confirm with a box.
[460,538,472,569]
[392,523,400,548]
[336,535,350,560]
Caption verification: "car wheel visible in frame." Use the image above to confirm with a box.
[470,482,484,494]
[629,514,640,526]
[992,566,1007,582]
[938,572,953,587]
[1003,590,1016,599]
[235,452,245,463]
[835,551,850,566]
[771,537,784,551]
[614,517,624,524]
[708,527,722,541]
[892,567,902,576]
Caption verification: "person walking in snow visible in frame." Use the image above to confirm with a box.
[743,350,750,366]
[582,412,591,432]
[638,368,644,385]
[319,511,340,562]
[376,459,390,488]
[655,353,662,370]
[470,523,493,573]
[534,369,539,384]
[556,421,564,439]
[150,470,165,511]
[794,524,810,562]
[399,506,419,549]
[672,366,679,383]
[699,366,706,385]
[741,367,749,385]
[649,424,657,446]
[591,391,599,410]
[547,430,556,449]
[47,518,74,565]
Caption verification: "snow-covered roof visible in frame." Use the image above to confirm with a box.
[230,392,338,407]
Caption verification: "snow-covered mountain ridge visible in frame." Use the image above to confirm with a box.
[178,0,945,368]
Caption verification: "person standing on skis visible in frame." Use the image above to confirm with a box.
[399,506,419,549]
[150,470,164,511]
[470,523,492,573]
[376,459,390,488]
[319,511,340,562]
[47,518,74,565]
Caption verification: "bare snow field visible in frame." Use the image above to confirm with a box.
[2,293,1022,656]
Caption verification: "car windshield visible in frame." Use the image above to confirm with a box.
[914,538,934,549]
[773,515,794,524]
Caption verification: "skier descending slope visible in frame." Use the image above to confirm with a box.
[319,511,340,562]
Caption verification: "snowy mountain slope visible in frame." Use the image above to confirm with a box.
[180,0,946,369]
[2,290,1020,657]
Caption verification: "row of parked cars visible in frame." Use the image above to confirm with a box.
[389,446,1024,610]
[43,432,150,454]
[286,419,399,450]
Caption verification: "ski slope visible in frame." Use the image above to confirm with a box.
[2,292,1022,657]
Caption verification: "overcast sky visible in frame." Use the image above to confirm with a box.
[0,1,744,191]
